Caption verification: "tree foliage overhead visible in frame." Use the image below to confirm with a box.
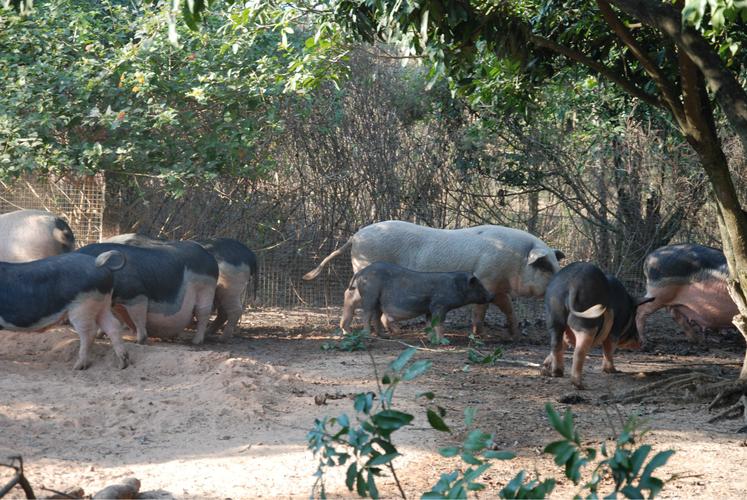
[0,0,322,185]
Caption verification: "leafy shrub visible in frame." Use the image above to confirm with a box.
[308,347,675,499]
[321,329,369,352]
[308,348,430,498]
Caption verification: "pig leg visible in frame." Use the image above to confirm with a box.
[360,308,375,336]
[635,296,664,347]
[428,308,447,343]
[69,304,99,370]
[493,292,519,339]
[207,308,227,337]
[601,338,618,374]
[219,294,243,340]
[471,303,488,336]
[669,306,704,344]
[340,287,361,333]
[191,287,216,345]
[380,314,400,336]
[98,306,129,369]
[542,323,566,377]
[570,330,595,390]
[371,311,387,338]
[124,302,149,345]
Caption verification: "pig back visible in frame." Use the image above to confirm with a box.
[644,244,728,286]
[0,253,112,328]
[351,221,519,274]
[0,209,76,262]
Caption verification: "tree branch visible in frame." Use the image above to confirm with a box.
[596,0,687,129]
[529,34,661,109]
[608,0,747,153]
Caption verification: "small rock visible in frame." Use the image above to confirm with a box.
[558,393,589,404]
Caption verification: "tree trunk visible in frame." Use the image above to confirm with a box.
[676,47,747,379]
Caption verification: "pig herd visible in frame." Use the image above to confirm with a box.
[0,210,258,370]
[0,210,741,390]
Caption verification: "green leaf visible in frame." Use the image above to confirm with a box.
[390,347,417,372]
[439,446,460,458]
[403,359,432,380]
[544,440,569,455]
[463,430,493,453]
[546,404,564,435]
[460,453,483,465]
[367,470,379,499]
[629,444,651,477]
[355,471,367,497]
[500,470,526,498]
[354,392,375,414]
[640,450,674,480]
[367,452,400,466]
[418,391,436,400]
[620,484,643,498]
[483,450,516,460]
[337,414,350,429]
[371,409,414,431]
[345,462,357,491]
[427,408,451,432]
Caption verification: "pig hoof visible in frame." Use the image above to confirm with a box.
[73,360,90,370]
[192,336,204,345]
[541,365,562,378]
[137,337,148,346]
[571,380,586,390]
[119,353,130,369]
[603,366,619,374]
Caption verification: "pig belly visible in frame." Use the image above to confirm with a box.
[381,304,427,322]
[0,291,105,332]
[146,285,200,336]
[653,281,738,328]
[0,310,67,332]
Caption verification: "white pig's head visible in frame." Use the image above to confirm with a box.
[514,247,565,297]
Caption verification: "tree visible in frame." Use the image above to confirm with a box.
[0,0,292,185]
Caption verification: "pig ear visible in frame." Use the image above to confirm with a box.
[527,248,548,266]
[528,248,559,271]
[554,249,566,261]
[636,296,655,307]
[469,275,479,286]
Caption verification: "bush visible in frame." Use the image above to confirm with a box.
[308,347,675,499]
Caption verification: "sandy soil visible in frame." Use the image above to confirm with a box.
[2,306,747,499]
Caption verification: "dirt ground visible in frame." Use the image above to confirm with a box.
[2,306,747,499]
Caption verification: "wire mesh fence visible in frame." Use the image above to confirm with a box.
[0,174,105,246]
[0,169,733,330]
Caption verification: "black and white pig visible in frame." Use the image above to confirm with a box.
[194,238,258,339]
[105,234,259,340]
[0,209,75,262]
[542,262,653,389]
[340,261,495,342]
[77,242,218,345]
[0,251,129,369]
[635,244,738,345]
